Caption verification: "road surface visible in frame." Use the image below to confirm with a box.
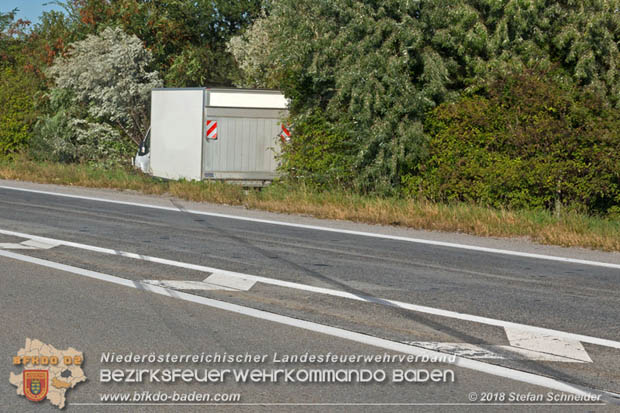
[0,180,619,412]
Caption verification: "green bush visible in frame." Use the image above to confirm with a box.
[278,111,356,190]
[233,0,620,193]
[0,67,37,156]
[29,109,77,163]
[404,70,620,215]
[30,89,134,166]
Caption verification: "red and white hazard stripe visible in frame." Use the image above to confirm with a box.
[280,124,291,143]
[206,120,218,140]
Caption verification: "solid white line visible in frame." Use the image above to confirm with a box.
[1,185,620,270]
[1,227,619,351]
[1,249,618,403]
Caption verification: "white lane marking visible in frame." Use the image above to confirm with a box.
[20,239,61,249]
[505,328,592,363]
[405,342,590,362]
[204,272,256,291]
[1,227,619,351]
[0,249,617,403]
[141,280,236,291]
[0,239,60,250]
[0,243,36,250]
[142,274,256,292]
[1,185,620,270]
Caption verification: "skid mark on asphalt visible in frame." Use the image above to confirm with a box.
[1,248,619,404]
[0,229,617,390]
[3,184,620,270]
[1,227,620,353]
[142,276,597,363]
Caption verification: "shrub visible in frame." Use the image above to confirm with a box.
[46,27,162,145]
[30,109,77,163]
[0,67,37,156]
[404,70,620,215]
[277,111,356,190]
[231,0,620,193]
[30,88,134,166]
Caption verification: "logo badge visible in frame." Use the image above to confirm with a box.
[23,370,49,402]
[11,339,87,409]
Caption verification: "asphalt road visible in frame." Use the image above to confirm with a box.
[0,181,619,412]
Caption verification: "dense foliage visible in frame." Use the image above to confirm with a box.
[30,88,135,165]
[277,111,356,189]
[31,28,161,165]
[0,67,38,156]
[0,0,263,163]
[232,0,620,194]
[47,27,162,144]
[404,70,620,215]
[59,0,263,86]
[0,10,40,156]
[2,1,619,216]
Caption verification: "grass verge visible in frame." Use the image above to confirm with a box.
[1,157,619,252]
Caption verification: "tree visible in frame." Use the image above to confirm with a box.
[56,0,264,86]
[227,12,281,88]
[0,10,39,156]
[26,10,78,73]
[231,0,620,193]
[31,27,161,165]
[47,26,162,145]
[0,66,38,156]
[0,10,16,61]
[1,9,32,66]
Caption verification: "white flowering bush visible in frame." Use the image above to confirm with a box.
[227,15,280,88]
[32,27,162,165]
[46,27,162,145]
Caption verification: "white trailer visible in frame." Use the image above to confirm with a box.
[146,88,289,185]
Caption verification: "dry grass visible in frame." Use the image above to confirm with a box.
[1,157,619,252]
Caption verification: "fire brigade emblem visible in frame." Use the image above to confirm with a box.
[23,370,49,402]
